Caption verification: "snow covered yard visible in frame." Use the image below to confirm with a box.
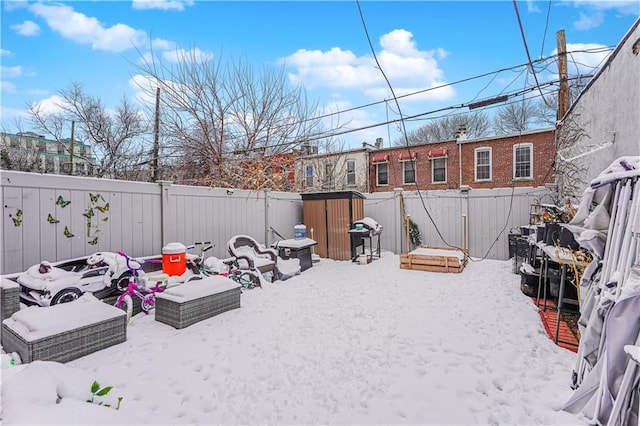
[1,252,583,425]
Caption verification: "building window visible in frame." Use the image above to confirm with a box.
[57,144,65,154]
[305,165,314,188]
[474,147,492,181]
[45,157,54,173]
[76,163,85,174]
[513,143,533,179]
[402,159,416,184]
[10,137,18,148]
[346,160,356,186]
[376,162,388,186]
[432,157,447,183]
[323,162,333,186]
[39,141,46,152]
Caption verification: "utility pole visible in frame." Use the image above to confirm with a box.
[557,30,569,120]
[69,120,75,175]
[152,87,160,182]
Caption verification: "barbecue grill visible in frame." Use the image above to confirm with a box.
[348,217,383,262]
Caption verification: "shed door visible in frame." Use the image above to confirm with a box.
[303,199,328,258]
[327,199,352,260]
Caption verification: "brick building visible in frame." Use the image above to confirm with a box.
[369,128,555,192]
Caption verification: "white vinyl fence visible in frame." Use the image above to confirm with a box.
[1,171,553,275]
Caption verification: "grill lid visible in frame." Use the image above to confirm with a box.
[352,217,383,235]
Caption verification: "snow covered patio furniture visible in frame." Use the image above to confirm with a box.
[227,234,278,282]
[1,294,127,363]
[155,276,241,329]
[400,246,468,273]
[1,277,21,346]
[1,277,20,322]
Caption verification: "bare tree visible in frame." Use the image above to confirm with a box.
[133,48,339,188]
[27,82,149,179]
[394,111,491,146]
[0,145,42,172]
[534,75,592,126]
[492,99,544,134]
[555,111,590,201]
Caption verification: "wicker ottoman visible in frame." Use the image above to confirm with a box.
[1,277,20,322]
[1,294,127,363]
[1,277,21,346]
[155,276,241,329]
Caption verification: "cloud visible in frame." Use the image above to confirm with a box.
[280,29,454,103]
[1,80,17,94]
[29,95,69,115]
[572,0,640,14]
[28,3,147,52]
[131,0,194,11]
[1,65,22,79]
[570,1,639,30]
[574,11,605,30]
[552,42,611,75]
[1,49,13,57]
[152,37,176,51]
[11,20,41,36]
[526,0,540,13]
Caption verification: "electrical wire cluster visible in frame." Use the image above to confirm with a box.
[354,0,585,262]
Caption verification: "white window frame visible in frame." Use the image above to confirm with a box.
[401,159,416,185]
[346,159,356,186]
[474,147,492,182]
[376,162,389,186]
[431,157,447,183]
[305,165,314,188]
[513,142,533,180]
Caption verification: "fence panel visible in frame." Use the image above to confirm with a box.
[467,186,552,260]
[1,172,162,275]
[1,170,553,275]
[363,192,399,254]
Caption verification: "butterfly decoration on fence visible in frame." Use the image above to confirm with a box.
[56,196,71,208]
[88,237,98,245]
[12,209,23,227]
[89,193,104,204]
[47,213,60,224]
[63,226,74,238]
[82,208,94,219]
[102,217,109,222]
[96,203,109,213]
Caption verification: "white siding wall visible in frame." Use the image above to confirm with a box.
[559,20,640,194]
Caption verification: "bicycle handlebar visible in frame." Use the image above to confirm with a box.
[117,251,162,273]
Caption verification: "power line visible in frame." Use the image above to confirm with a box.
[512,0,553,108]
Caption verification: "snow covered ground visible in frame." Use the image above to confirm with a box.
[1,252,584,425]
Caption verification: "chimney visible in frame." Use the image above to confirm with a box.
[455,126,467,141]
[375,137,383,148]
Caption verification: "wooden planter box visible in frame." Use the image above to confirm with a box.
[1,294,126,363]
[400,246,468,273]
[155,276,241,329]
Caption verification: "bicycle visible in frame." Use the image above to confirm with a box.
[187,241,262,289]
[114,251,168,322]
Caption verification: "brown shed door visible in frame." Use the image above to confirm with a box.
[327,199,352,260]
[303,199,328,258]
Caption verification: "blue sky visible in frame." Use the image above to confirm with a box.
[1,1,638,149]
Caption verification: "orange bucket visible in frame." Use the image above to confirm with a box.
[162,242,186,276]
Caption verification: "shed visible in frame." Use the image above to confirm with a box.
[301,191,365,261]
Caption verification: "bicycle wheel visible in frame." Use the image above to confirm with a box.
[239,271,261,288]
[115,295,133,323]
[141,296,154,313]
